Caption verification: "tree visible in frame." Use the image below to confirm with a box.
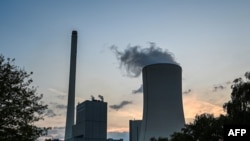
[169,71,250,140]
[169,114,224,141]
[190,114,225,141]
[0,55,48,141]
[150,137,169,141]
[223,72,250,124]
[170,131,193,141]
[158,137,169,141]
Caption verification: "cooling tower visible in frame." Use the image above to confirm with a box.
[139,63,185,141]
[65,30,77,141]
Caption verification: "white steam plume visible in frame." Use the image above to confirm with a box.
[111,43,178,77]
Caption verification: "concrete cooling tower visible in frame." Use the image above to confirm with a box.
[139,63,185,141]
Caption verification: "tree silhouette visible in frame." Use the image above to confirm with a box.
[169,71,250,141]
[150,137,169,141]
[223,72,250,124]
[0,54,48,141]
[169,114,224,141]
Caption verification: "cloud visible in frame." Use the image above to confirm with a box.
[213,85,225,92]
[37,126,65,140]
[55,104,67,109]
[45,109,57,117]
[213,81,231,92]
[183,89,192,94]
[50,102,67,109]
[75,96,85,103]
[57,95,67,100]
[48,126,65,140]
[111,43,178,77]
[225,81,231,85]
[48,88,67,100]
[110,101,133,111]
[183,94,226,123]
[45,102,67,117]
[132,84,143,94]
[35,114,66,129]
[48,88,66,95]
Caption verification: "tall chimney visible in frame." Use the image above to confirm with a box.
[65,30,77,141]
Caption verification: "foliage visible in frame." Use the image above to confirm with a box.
[223,72,250,124]
[169,71,250,141]
[170,131,193,141]
[150,137,169,141]
[0,55,48,141]
[169,114,223,141]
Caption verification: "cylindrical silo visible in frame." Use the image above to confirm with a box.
[139,63,185,141]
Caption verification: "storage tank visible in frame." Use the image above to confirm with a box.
[139,63,185,141]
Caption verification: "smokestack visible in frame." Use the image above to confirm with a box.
[139,63,185,141]
[65,30,77,141]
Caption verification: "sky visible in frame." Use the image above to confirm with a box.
[1,0,250,140]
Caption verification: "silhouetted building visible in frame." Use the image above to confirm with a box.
[139,63,185,141]
[72,99,107,141]
[129,120,142,141]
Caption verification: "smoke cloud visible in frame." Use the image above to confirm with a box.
[132,84,143,94]
[110,101,132,111]
[111,43,178,77]
[98,95,104,101]
[183,89,192,94]
[91,95,95,100]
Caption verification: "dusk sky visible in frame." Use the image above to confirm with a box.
[1,0,250,140]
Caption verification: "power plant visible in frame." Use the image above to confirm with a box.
[139,63,185,141]
[64,31,108,141]
[63,31,185,141]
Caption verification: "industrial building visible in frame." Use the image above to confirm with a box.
[64,31,108,141]
[64,31,185,141]
[139,63,185,141]
[72,98,107,141]
[129,120,142,141]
